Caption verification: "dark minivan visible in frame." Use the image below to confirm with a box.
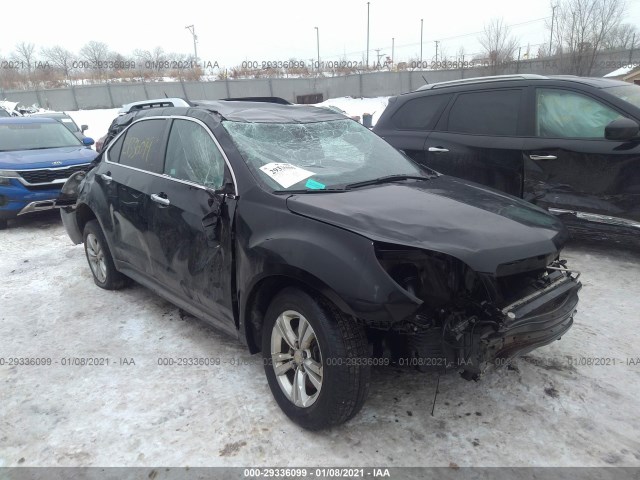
[374,74,640,242]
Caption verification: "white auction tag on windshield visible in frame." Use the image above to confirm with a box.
[259,162,314,188]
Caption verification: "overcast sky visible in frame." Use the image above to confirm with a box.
[2,0,640,68]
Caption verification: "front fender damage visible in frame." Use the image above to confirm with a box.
[372,244,582,379]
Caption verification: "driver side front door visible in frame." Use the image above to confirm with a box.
[146,118,237,332]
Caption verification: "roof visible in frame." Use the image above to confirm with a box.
[31,112,71,118]
[191,100,346,123]
[413,74,630,92]
[0,117,57,124]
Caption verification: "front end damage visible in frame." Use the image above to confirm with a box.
[373,244,581,379]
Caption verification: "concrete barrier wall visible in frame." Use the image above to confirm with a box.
[1,50,637,111]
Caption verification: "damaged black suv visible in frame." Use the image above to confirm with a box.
[59,99,581,430]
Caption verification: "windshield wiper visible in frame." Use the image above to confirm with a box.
[345,174,431,190]
[275,188,346,194]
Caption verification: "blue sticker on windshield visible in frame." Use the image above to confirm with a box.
[305,178,326,190]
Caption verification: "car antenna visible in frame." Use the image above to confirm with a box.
[422,75,429,85]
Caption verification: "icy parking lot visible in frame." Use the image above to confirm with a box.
[1,211,639,467]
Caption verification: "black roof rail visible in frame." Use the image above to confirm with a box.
[221,96,293,105]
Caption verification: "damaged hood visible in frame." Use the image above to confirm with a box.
[286,176,568,274]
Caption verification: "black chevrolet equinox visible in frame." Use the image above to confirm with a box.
[59,99,581,429]
[374,74,640,243]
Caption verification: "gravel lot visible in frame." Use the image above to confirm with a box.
[1,211,639,467]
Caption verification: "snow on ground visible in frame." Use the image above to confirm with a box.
[316,96,390,124]
[0,211,639,467]
[65,108,120,143]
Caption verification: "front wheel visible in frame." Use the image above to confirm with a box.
[262,287,370,430]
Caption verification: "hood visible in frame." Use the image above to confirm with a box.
[0,146,97,170]
[286,176,568,274]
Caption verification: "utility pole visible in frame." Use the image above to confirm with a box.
[549,4,557,57]
[314,27,320,74]
[392,37,395,67]
[366,2,370,69]
[185,25,198,66]
[420,19,424,65]
[375,48,385,69]
[435,40,440,66]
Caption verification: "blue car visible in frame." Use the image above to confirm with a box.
[0,117,97,229]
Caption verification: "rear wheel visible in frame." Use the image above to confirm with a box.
[262,287,370,430]
[83,220,129,290]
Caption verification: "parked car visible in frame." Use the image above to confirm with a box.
[374,74,640,242]
[31,112,89,142]
[59,100,581,429]
[0,117,96,229]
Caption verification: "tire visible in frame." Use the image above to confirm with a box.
[262,287,370,430]
[83,220,129,290]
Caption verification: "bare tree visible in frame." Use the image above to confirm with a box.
[478,18,519,74]
[80,41,109,81]
[12,42,37,82]
[603,23,637,50]
[551,0,627,75]
[41,45,75,84]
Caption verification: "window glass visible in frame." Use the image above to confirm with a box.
[537,89,623,138]
[164,119,225,189]
[107,133,125,163]
[223,119,426,192]
[0,121,81,152]
[392,94,451,129]
[603,84,640,109]
[119,119,166,173]
[448,90,521,135]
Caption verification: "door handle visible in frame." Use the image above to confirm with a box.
[428,147,449,153]
[529,154,557,160]
[151,193,170,206]
[100,173,112,183]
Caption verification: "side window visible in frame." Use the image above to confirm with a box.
[447,89,521,136]
[119,119,166,173]
[392,94,451,130]
[106,133,125,163]
[164,119,225,189]
[536,89,622,138]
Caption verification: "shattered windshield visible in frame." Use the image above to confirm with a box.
[606,84,640,109]
[223,119,427,191]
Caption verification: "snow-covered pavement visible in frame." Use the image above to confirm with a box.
[0,211,639,467]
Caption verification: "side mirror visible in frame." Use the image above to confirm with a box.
[82,137,95,146]
[81,125,89,132]
[605,118,639,141]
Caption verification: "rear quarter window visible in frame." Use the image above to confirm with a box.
[391,94,451,130]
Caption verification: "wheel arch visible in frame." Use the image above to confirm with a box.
[241,269,356,354]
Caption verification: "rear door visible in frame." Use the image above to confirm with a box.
[146,117,237,331]
[424,88,526,197]
[522,87,640,223]
[101,118,170,274]
[375,93,452,164]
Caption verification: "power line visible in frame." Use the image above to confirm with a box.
[320,16,551,60]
